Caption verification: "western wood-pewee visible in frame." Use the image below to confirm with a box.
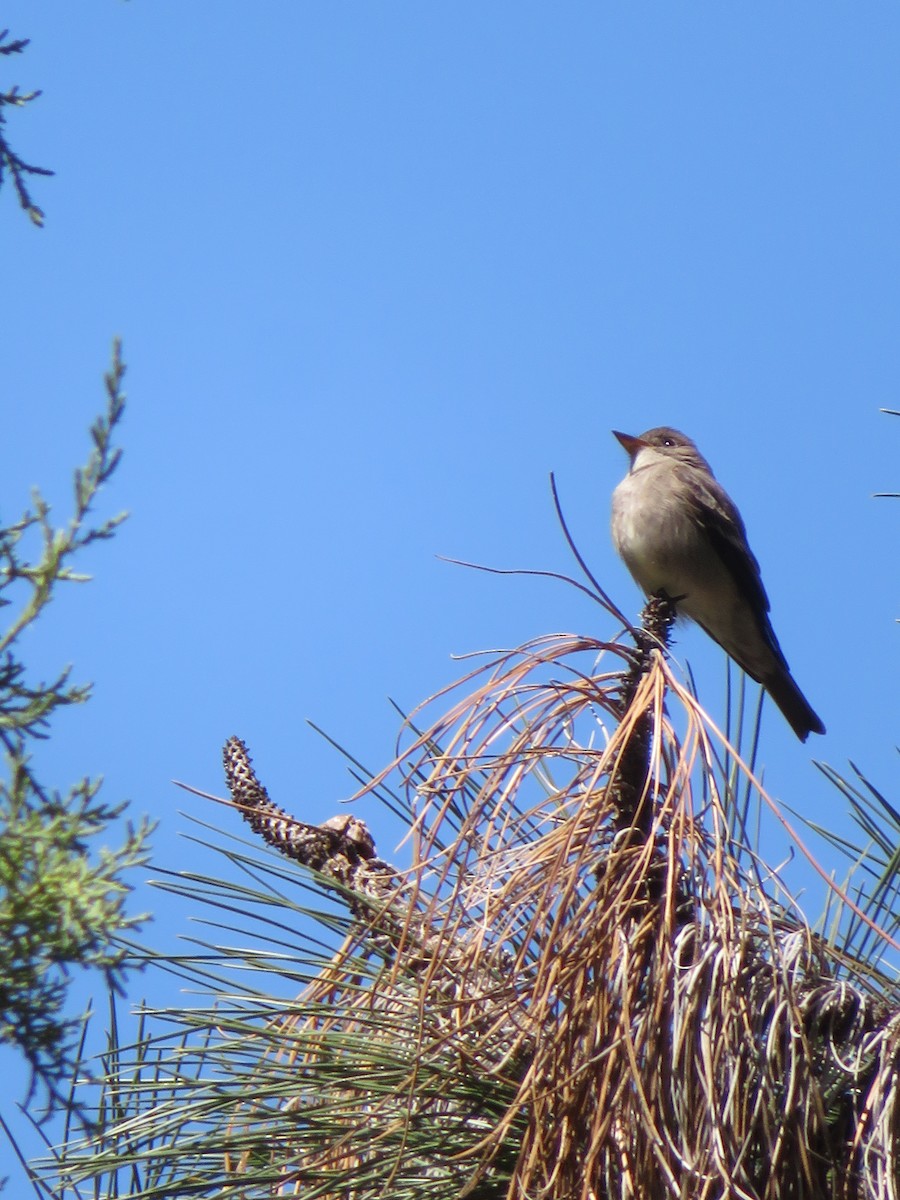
[611,426,824,741]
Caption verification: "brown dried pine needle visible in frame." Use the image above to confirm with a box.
[220,622,899,1200]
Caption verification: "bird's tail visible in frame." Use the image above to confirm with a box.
[764,669,825,742]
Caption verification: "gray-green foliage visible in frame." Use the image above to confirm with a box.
[0,28,53,226]
[0,341,150,1104]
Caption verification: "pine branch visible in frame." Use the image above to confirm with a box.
[0,341,150,1110]
[0,30,53,226]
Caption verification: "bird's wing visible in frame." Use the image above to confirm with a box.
[675,464,772,618]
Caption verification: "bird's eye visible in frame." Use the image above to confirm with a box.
[662,438,675,447]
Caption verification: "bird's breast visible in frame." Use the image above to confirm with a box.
[611,466,709,598]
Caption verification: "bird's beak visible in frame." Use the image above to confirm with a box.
[613,430,644,456]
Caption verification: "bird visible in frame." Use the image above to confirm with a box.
[610,426,824,741]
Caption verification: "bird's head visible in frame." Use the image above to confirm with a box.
[613,427,714,475]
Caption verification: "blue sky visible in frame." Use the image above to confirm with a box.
[3,2,899,1181]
